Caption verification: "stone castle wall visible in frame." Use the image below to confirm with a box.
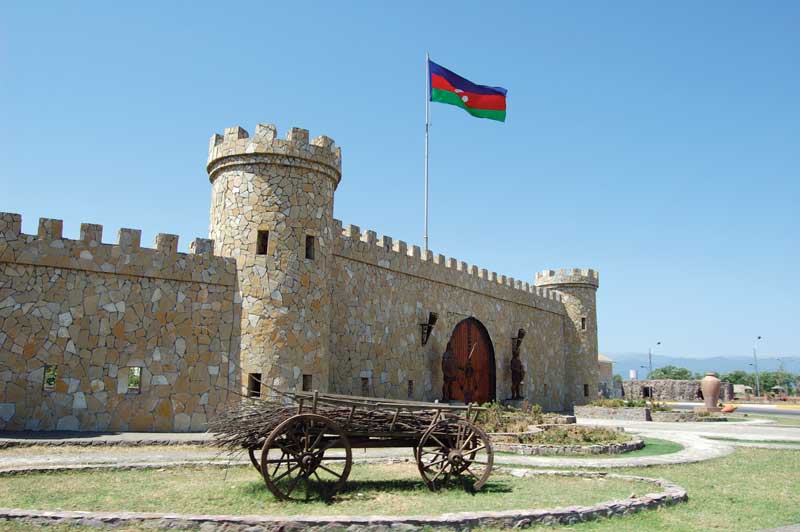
[329,224,572,410]
[0,213,239,431]
[0,120,601,432]
[205,123,601,412]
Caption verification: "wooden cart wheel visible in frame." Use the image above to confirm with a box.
[416,417,493,492]
[260,413,352,501]
[248,446,262,472]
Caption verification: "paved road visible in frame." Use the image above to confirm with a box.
[578,417,800,442]
[669,402,800,417]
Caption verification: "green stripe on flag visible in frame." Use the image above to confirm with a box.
[431,88,506,122]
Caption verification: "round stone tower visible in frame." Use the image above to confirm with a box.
[534,269,600,406]
[206,123,341,395]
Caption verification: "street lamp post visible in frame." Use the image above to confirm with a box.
[648,341,661,379]
[753,336,762,397]
[777,357,792,396]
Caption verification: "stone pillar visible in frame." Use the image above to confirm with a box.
[206,124,341,395]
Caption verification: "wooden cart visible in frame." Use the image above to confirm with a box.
[245,391,494,501]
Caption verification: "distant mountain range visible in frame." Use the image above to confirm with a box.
[603,353,800,378]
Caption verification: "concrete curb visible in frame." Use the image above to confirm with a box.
[0,467,687,531]
[0,438,209,449]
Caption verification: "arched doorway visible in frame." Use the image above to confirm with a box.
[443,317,496,404]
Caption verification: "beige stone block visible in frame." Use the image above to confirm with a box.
[129,413,154,431]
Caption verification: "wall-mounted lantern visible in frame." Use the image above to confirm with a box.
[512,328,526,356]
[420,312,438,346]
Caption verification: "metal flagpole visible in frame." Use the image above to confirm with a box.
[424,51,430,253]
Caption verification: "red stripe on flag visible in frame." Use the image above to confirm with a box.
[431,73,506,111]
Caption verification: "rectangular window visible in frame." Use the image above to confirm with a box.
[305,235,315,260]
[302,374,312,392]
[583,383,589,397]
[581,317,587,331]
[256,230,269,255]
[642,386,652,398]
[407,380,414,399]
[361,377,369,396]
[247,373,262,398]
[43,365,58,391]
[128,367,142,393]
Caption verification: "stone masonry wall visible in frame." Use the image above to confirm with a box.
[329,224,572,411]
[0,213,239,431]
[623,379,701,402]
[1,120,602,432]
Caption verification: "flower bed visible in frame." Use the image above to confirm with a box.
[651,411,728,422]
[489,425,642,456]
[493,436,644,456]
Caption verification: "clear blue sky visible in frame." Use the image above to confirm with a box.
[2,2,797,360]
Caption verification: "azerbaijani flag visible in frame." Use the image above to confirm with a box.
[429,59,507,122]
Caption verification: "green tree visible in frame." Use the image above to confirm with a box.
[649,365,694,380]
[759,371,796,394]
[612,374,623,386]
[720,370,754,387]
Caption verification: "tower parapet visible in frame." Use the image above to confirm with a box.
[207,124,341,187]
[535,268,599,289]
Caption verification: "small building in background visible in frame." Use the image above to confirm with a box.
[733,384,753,399]
[598,354,619,398]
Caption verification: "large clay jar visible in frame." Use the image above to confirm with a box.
[701,373,722,409]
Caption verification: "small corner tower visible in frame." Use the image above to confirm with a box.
[206,123,342,396]
[534,268,600,406]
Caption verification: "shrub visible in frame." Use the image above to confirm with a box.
[589,398,672,411]
[590,399,626,408]
[478,402,544,433]
[648,401,672,412]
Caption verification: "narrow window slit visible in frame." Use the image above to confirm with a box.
[43,365,58,391]
[248,373,262,398]
[305,235,315,260]
[256,231,269,255]
[128,367,142,393]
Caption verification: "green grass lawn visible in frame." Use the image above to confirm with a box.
[728,413,800,427]
[0,461,652,517]
[511,447,800,532]
[579,437,683,458]
[706,437,800,447]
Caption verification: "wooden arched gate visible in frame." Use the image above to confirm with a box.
[442,317,496,404]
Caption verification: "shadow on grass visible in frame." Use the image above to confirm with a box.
[239,476,513,504]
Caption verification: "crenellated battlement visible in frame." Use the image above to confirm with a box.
[333,220,566,314]
[206,123,342,186]
[534,268,600,289]
[0,212,235,286]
